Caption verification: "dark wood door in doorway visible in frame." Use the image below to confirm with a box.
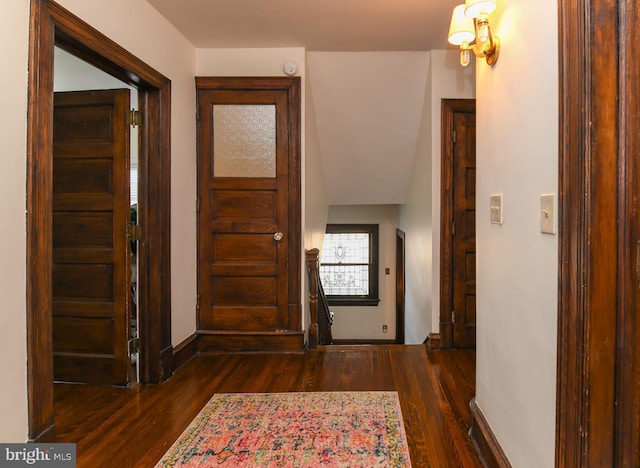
[52,89,132,385]
[196,77,302,352]
[395,229,406,344]
[441,99,476,349]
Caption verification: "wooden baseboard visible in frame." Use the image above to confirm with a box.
[331,339,396,345]
[160,345,173,382]
[469,398,512,468]
[173,334,198,372]
[30,424,55,443]
[426,333,441,350]
[197,331,305,353]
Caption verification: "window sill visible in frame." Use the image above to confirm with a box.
[327,298,380,307]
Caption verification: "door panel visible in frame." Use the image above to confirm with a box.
[52,89,131,385]
[440,99,476,349]
[452,111,477,348]
[197,77,302,350]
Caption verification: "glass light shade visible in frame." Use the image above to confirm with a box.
[448,4,475,46]
[476,18,490,42]
[465,0,497,18]
[460,46,471,67]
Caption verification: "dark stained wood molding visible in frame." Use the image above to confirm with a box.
[426,333,441,350]
[469,399,512,468]
[287,78,303,333]
[331,339,397,346]
[439,99,476,349]
[31,426,55,444]
[305,249,320,349]
[27,0,55,442]
[556,1,590,462]
[197,331,305,353]
[615,0,640,465]
[172,335,198,373]
[27,0,172,441]
[556,0,639,465]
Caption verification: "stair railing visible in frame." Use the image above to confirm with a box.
[305,248,333,348]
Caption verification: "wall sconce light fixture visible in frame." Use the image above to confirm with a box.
[448,0,500,67]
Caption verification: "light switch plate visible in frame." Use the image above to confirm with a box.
[490,194,503,224]
[540,193,556,234]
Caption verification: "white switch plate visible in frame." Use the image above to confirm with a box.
[490,194,503,224]
[540,193,556,234]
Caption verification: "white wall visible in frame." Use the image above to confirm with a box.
[398,53,433,344]
[399,50,474,344]
[325,205,399,340]
[0,0,30,444]
[306,52,430,206]
[474,1,558,466]
[303,62,329,253]
[304,63,329,334]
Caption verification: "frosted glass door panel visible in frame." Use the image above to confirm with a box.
[213,105,276,178]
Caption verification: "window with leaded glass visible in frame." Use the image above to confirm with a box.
[320,224,379,306]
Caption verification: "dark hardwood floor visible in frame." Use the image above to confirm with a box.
[54,345,480,467]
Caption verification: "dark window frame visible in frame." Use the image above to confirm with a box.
[321,224,380,307]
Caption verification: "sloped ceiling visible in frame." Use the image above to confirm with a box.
[147,0,460,205]
[308,52,429,204]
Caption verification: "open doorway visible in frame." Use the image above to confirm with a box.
[27,0,172,442]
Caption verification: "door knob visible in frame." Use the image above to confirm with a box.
[274,232,284,241]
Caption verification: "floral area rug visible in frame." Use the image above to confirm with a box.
[155,391,412,467]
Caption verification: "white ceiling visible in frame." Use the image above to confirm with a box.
[147,0,462,205]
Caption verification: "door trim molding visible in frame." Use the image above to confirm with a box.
[439,98,476,349]
[27,0,172,441]
[556,0,638,464]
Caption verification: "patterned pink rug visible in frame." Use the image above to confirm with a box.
[155,391,412,467]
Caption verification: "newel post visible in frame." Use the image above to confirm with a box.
[305,248,320,349]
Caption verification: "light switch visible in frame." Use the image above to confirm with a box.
[490,194,503,224]
[540,193,556,234]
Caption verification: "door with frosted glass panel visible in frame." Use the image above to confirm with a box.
[196,77,302,351]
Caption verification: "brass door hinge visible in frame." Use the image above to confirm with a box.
[126,224,142,241]
[452,310,456,325]
[128,337,141,354]
[128,109,141,127]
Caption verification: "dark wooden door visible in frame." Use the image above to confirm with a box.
[52,89,132,385]
[196,77,302,352]
[451,111,476,348]
[395,229,406,344]
[440,99,476,349]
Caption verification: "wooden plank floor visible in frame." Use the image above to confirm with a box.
[54,345,480,467]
